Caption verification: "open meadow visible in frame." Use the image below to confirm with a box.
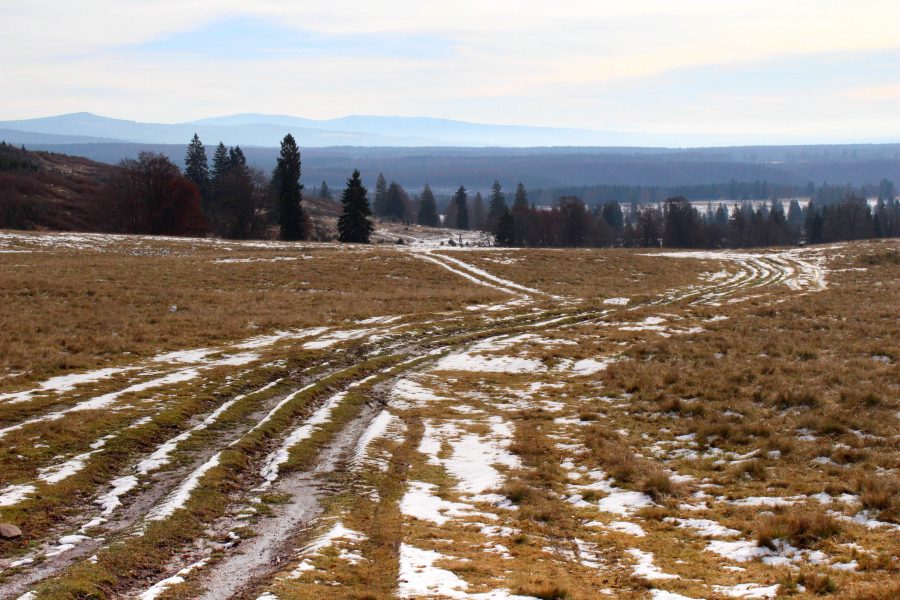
[0,229,897,600]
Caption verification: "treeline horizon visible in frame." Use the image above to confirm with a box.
[523,179,896,207]
[2,136,899,251]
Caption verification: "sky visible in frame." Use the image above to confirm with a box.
[1,1,899,141]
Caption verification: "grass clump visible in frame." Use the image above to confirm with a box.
[857,475,898,520]
[755,507,841,549]
[639,471,679,501]
[798,571,837,594]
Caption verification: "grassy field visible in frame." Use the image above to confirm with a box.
[0,229,897,600]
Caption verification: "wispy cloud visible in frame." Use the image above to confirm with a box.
[123,16,455,61]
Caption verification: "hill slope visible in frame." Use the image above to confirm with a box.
[0,143,117,231]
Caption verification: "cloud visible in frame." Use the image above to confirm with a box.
[123,16,454,61]
[1,1,899,141]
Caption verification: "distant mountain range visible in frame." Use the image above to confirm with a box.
[3,113,899,194]
[3,112,895,149]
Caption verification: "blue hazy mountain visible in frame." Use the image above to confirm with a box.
[0,112,773,148]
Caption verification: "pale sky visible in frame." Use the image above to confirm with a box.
[2,1,899,140]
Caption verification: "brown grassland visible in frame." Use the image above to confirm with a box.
[0,229,897,600]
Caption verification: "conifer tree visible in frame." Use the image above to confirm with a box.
[373,173,389,217]
[600,201,624,230]
[211,142,230,184]
[495,207,515,246]
[384,182,407,221]
[418,183,439,227]
[453,186,469,230]
[487,180,507,222]
[804,200,823,244]
[472,192,486,230]
[319,181,332,199]
[513,182,528,209]
[228,145,246,168]
[275,134,306,240]
[337,169,373,243]
[184,133,209,199]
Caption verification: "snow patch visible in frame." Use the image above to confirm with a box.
[146,453,221,521]
[626,548,678,580]
[400,481,478,525]
[0,484,36,507]
[711,583,779,598]
[139,559,208,600]
[398,543,537,599]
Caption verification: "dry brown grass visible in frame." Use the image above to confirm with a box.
[3,235,898,599]
[755,507,842,549]
[0,234,505,384]
[435,247,712,301]
[848,580,900,600]
[857,474,899,520]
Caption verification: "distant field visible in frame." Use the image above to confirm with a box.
[0,229,897,600]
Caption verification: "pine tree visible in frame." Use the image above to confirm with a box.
[373,173,389,217]
[513,182,528,209]
[276,134,306,240]
[453,186,469,230]
[319,181,332,199]
[487,180,507,224]
[184,133,209,200]
[337,169,373,243]
[418,184,439,227]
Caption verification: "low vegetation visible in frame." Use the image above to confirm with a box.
[0,231,897,600]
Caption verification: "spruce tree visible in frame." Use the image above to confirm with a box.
[276,134,306,240]
[453,186,469,230]
[601,201,624,230]
[184,133,209,199]
[495,207,515,246]
[418,183,439,227]
[373,173,389,217]
[472,192,486,230]
[319,181,332,199]
[229,145,246,168]
[385,182,407,221]
[513,182,528,209]
[487,180,507,222]
[211,142,230,184]
[337,169,373,243]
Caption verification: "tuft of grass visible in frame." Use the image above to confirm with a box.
[501,482,535,505]
[798,571,837,594]
[514,583,570,600]
[849,580,900,600]
[731,459,768,481]
[776,389,820,408]
[755,507,841,549]
[639,471,679,501]
[857,474,898,520]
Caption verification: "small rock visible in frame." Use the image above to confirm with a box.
[169,305,178,313]
[0,523,22,539]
